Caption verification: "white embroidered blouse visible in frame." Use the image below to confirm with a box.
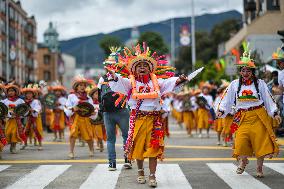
[217,79,278,118]
[109,74,181,111]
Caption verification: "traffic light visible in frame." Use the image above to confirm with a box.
[278,30,284,50]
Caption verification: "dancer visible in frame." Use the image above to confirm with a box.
[197,83,213,138]
[88,84,106,152]
[51,84,67,142]
[2,83,26,154]
[217,43,281,177]
[0,83,7,159]
[21,84,43,150]
[65,76,95,159]
[106,43,188,187]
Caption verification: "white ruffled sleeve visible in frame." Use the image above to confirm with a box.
[217,80,237,117]
[108,74,131,95]
[259,79,278,117]
[58,97,67,110]
[31,100,42,117]
[158,77,180,95]
[64,94,76,117]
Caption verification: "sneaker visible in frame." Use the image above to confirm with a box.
[123,158,132,169]
[108,162,117,171]
[198,134,202,138]
[216,141,221,146]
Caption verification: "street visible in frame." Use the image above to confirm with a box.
[0,117,284,189]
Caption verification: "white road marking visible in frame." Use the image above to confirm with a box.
[207,163,270,189]
[5,165,71,189]
[80,164,123,189]
[0,165,11,172]
[156,164,192,189]
[264,163,284,175]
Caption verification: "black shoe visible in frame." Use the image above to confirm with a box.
[123,158,132,169]
[108,162,117,171]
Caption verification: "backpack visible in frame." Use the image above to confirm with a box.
[99,75,126,112]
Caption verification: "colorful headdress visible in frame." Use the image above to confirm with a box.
[236,41,256,68]
[52,81,66,92]
[86,81,98,97]
[5,82,20,96]
[201,82,212,90]
[104,42,175,79]
[272,48,284,61]
[21,84,36,94]
[72,75,88,90]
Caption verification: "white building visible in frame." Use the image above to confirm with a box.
[62,53,76,90]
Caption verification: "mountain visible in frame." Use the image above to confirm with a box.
[60,10,242,68]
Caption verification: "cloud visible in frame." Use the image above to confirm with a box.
[20,0,243,42]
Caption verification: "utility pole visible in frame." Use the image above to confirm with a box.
[5,0,9,81]
[170,18,175,67]
[191,0,196,71]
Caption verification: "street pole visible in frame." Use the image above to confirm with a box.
[191,0,196,71]
[170,18,175,67]
[5,0,9,81]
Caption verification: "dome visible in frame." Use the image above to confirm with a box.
[44,22,58,36]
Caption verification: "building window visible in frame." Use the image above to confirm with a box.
[44,55,50,65]
[44,71,51,81]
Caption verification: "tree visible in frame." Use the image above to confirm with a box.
[99,35,122,58]
[138,32,169,55]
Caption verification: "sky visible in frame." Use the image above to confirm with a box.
[20,0,243,42]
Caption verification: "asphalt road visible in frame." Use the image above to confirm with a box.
[0,117,284,189]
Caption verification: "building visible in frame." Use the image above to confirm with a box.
[62,53,76,90]
[224,0,284,63]
[35,43,58,82]
[0,0,37,83]
[35,22,65,84]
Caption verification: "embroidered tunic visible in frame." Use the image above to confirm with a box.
[109,74,180,111]
[64,94,93,117]
[217,79,277,117]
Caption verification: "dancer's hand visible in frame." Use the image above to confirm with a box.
[216,111,224,118]
[176,74,187,85]
[274,115,282,125]
[104,67,118,81]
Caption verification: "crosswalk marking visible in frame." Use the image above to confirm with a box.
[0,165,11,172]
[207,163,271,189]
[80,164,123,189]
[156,164,192,189]
[1,163,283,189]
[264,163,284,175]
[5,165,71,189]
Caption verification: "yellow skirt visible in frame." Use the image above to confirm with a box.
[5,119,22,143]
[45,109,53,126]
[91,123,107,141]
[197,108,209,129]
[70,114,93,141]
[50,111,65,131]
[222,115,234,135]
[26,115,44,140]
[214,118,224,132]
[233,107,279,158]
[131,115,163,160]
[183,111,195,130]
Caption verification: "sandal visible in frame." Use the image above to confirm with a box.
[148,174,157,188]
[137,169,146,184]
[68,152,75,159]
[236,159,249,174]
[256,166,264,178]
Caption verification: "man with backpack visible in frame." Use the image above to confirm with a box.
[98,74,131,171]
